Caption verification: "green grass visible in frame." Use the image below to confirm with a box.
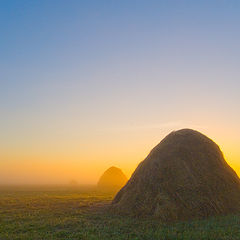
[0,186,240,240]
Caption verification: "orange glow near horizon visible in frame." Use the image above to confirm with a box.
[1,124,239,185]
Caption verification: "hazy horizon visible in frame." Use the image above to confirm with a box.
[1,1,240,185]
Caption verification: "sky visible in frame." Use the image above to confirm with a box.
[1,0,240,184]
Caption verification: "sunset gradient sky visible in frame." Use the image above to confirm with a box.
[1,1,240,184]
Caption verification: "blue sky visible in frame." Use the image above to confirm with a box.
[1,1,240,184]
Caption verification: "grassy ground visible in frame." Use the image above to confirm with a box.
[0,186,240,240]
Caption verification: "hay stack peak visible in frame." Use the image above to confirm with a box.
[112,129,240,221]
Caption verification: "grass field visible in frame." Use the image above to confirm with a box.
[0,186,240,240]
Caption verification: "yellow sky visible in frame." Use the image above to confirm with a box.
[1,122,239,185]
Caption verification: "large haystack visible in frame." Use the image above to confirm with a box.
[98,166,128,192]
[112,129,240,221]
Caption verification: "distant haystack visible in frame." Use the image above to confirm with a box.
[98,166,128,192]
[112,129,240,222]
[69,179,78,187]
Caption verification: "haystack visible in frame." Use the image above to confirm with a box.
[98,166,128,192]
[112,129,240,221]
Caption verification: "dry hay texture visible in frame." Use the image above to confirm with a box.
[98,166,128,191]
[112,129,240,222]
